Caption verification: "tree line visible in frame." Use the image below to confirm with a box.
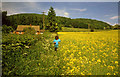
[2,6,114,33]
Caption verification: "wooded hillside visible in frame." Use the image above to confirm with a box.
[2,11,112,30]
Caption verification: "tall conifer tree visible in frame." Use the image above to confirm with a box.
[47,7,59,32]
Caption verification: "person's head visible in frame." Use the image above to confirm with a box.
[55,36,59,40]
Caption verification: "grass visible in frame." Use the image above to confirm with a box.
[2,31,59,75]
[61,27,111,32]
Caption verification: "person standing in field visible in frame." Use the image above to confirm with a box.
[53,36,61,51]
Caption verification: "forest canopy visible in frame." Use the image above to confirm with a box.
[2,11,112,31]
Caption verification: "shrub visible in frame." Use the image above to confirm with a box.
[2,25,13,33]
[90,26,95,32]
[91,29,94,32]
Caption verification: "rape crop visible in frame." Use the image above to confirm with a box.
[2,30,119,75]
[58,30,118,75]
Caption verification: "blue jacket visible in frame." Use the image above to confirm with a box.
[53,39,61,48]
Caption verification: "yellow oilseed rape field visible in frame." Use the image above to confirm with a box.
[57,30,118,75]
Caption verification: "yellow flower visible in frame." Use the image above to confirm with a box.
[107,73,111,75]
[104,64,106,66]
[115,61,118,64]
[89,61,91,64]
[80,61,83,63]
[103,60,105,63]
[88,73,92,75]
[63,66,65,68]
[108,65,114,70]
[111,66,114,70]
[70,61,73,64]
[58,31,118,75]
[97,59,101,63]
[38,63,40,66]
[92,58,95,61]
[81,65,84,67]
[115,71,118,74]
[81,72,85,75]
[70,69,74,73]
[78,52,81,55]
[68,67,70,70]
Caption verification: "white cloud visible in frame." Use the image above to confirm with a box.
[27,2,38,8]
[106,21,118,26]
[106,22,112,25]
[113,23,118,26]
[105,15,110,16]
[2,8,17,15]
[71,8,87,12]
[110,16,118,20]
[2,2,42,15]
[7,12,21,16]
[3,7,33,16]
[54,8,69,17]
[21,2,41,11]
[64,12,69,17]
[2,7,25,16]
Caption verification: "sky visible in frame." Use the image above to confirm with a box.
[2,0,120,2]
[2,2,119,25]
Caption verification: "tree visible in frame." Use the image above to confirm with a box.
[113,24,120,29]
[2,11,7,25]
[2,25,13,33]
[47,6,59,32]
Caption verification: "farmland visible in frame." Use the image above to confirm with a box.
[2,30,119,75]
[58,30,119,75]
[61,27,112,32]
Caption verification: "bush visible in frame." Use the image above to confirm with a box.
[2,25,13,33]
[2,34,42,75]
[90,26,95,32]
[59,24,63,30]
[91,29,94,32]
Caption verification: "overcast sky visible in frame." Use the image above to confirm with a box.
[2,2,119,25]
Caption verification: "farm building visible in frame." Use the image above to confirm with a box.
[13,25,44,34]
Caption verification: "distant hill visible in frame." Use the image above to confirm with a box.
[72,18,111,29]
[3,12,112,30]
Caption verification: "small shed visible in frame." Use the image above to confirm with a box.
[14,25,43,34]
